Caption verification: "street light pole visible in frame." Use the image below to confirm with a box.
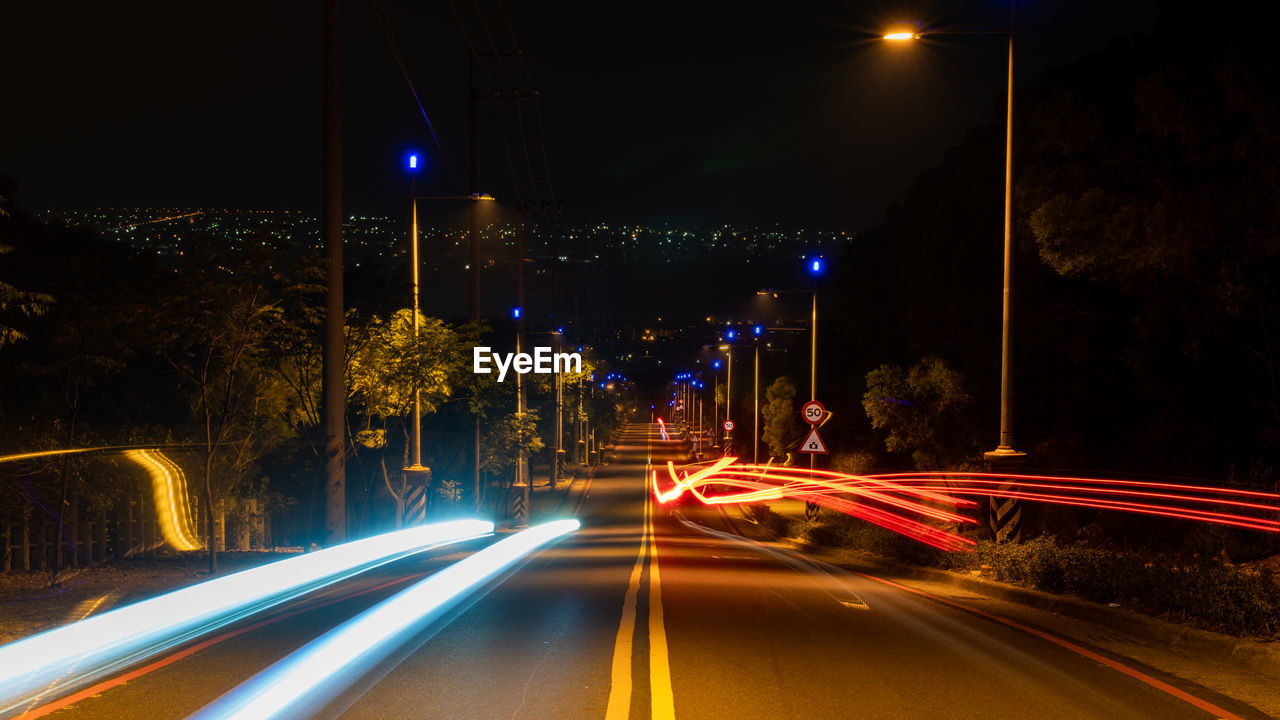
[986,23,1022,461]
[883,19,1025,465]
[713,367,719,448]
[720,345,732,452]
[753,341,760,465]
[410,182,422,471]
[404,192,494,510]
[885,12,1026,543]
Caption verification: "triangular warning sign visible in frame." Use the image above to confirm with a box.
[798,426,828,454]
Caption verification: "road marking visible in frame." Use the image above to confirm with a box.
[849,572,1249,720]
[647,491,675,720]
[604,474,650,720]
[14,574,427,719]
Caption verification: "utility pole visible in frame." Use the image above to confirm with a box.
[321,0,345,546]
[468,52,543,512]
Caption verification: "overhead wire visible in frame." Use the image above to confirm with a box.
[474,0,513,84]
[371,0,464,193]
[448,0,489,78]
[497,0,535,86]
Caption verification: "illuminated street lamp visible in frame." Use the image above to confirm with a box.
[404,152,429,487]
[883,21,921,40]
[404,164,498,498]
[884,15,1026,467]
[755,256,825,507]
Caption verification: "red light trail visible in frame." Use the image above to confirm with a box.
[651,458,1280,550]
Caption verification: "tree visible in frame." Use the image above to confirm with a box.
[862,357,981,471]
[760,376,800,460]
[479,409,544,499]
[0,184,53,348]
[347,309,463,525]
[155,236,291,572]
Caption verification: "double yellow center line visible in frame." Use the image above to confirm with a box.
[605,466,675,720]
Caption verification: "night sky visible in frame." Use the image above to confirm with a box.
[1,0,1159,229]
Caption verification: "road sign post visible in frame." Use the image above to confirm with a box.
[799,401,828,519]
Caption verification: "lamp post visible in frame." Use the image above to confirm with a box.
[752,324,764,465]
[719,344,732,452]
[526,328,565,489]
[712,358,722,449]
[884,15,1026,467]
[404,153,428,488]
[404,181,496,501]
[756,257,825,490]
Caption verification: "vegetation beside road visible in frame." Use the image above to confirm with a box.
[747,503,1280,640]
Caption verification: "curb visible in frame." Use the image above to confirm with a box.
[728,504,1280,678]
[553,464,599,517]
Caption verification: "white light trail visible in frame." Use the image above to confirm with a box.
[0,520,493,717]
[189,519,581,720]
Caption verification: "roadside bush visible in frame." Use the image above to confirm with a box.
[745,503,797,539]
[802,512,1280,639]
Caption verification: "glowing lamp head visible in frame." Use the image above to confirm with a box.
[512,306,521,319]
[407,152,421,171]
[884,21,921,40]
[726,329,737,340]
[713,360,722,369]
[810,258,823,275]
[753,324,764,337]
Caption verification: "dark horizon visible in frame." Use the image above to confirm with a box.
[1,0,1159,229]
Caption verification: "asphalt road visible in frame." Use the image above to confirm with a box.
[16,423,1272,719]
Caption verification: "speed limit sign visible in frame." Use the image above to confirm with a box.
[801,400,826,425]
[723,420,735,432]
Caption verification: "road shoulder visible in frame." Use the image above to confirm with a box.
[719,501,1280,718]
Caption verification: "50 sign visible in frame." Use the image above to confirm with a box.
[801,400,826,425]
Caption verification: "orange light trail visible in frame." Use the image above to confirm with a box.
[126,449,202,551]
[651,459,1280,551]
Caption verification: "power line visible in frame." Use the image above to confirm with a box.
[372,0,464,192]
[534,99,560,209]
[496,0,536,86]
[473,0,513,84]
[448,0,488,78]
